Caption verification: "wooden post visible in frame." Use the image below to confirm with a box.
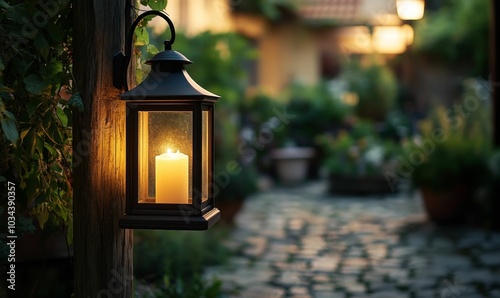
[72,0,133,297]
[492,0,500,147]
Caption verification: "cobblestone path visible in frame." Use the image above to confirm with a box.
[206,182,500,298]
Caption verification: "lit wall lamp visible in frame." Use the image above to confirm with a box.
[113,11,220,230]
[372,25,414,54]
[396,0,425,20]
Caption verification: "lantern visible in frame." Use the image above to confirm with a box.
[113,11,220,230]
[396,0,425,20]
[372,25,414,54]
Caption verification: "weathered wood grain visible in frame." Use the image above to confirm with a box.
[73,1,133,297]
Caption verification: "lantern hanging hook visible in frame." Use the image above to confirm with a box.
[113,10,176,91]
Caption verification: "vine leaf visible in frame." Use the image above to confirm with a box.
[26,97,43,115]
[1,110,19,143]
[33,202,50,230]
[20,129,29,141]
[40,59,63,80]
[147,44,159,56]
[135,27,149,46]
[57,106,68,127]
[148,0,167,11]
[24,74,47,94]
[34,33,50,61]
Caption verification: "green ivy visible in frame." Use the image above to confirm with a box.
[413,0,489,76]
[0,0,74,243]
[0,0,169,246]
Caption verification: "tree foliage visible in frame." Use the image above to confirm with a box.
[0,0,170,247]
[413,0,489,76]
[0,0,75,243]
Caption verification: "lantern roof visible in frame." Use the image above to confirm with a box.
[146,49,192,65]
[120,49,220,101]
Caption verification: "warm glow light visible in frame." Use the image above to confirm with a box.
[397,0,425,20]
[342,92,359,106]
[337,26,373,54]
[402,24,414,45]
[155,148,189,204]
[372,26,407,54]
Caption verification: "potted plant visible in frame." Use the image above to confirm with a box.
[318,121,401,195]
[407,105,490,224]
[341,56,398,122]
[269,83,349,183]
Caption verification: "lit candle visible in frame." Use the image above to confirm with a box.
[155,148,189,203]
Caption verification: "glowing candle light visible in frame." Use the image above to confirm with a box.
[155,148,189,203]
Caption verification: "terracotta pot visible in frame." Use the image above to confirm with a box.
[420,186,470,224]
[271,147,315,184]
[217,199,245,225]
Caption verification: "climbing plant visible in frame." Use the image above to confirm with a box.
[0,0,76,245]
[0,0,168,251]
[413,0,489,76]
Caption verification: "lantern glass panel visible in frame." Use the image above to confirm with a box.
[202,109,210,203]
[138,110,193,204]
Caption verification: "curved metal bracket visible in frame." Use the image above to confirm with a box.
[113,10,176,91]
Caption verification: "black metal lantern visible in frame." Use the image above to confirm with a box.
[113,11,220,230]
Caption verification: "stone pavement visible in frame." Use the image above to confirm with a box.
[205,181,500,298]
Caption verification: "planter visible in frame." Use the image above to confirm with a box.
[217,199,245,225]
[272,147,315,184]
[328,174,395,195]
[421,186,470,224]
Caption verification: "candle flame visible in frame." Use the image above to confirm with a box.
[165,148,181,155]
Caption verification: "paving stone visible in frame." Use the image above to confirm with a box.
[298,249,320,257]
[311,256,340,272]
[344,248,366,258]
[413,266,449,279]
[238,285,285,298]
[289,286,309,295]
[343,280,366,294]
[454,269,499,285]
[406,276,436,290]
[478,252,500,267]
[414,289,438,298]
[205,182,497,298]
[312,284,336,292]
[430,238,455,250]
[288,218,305,231]
[408,255,430,269]
[231,269,274,286]
[312,274,330,283]
[339,265,363,275]
[268,243,299,255]
[430,254,472,270]
[457,234,487,249]
[274,271,305,287]
[435,277,475,297]
[312,291,346,298]
[391,246,417,258]
[406,235,428,248]
[244,236,268,257]
[261,251,289,262]
[366,244,388,260]
[342,257,370,268]
[481,241,500,251]
[367,281,398,293]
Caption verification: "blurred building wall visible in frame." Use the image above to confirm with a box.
[153,0,234,36]
[259,22,319,95]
